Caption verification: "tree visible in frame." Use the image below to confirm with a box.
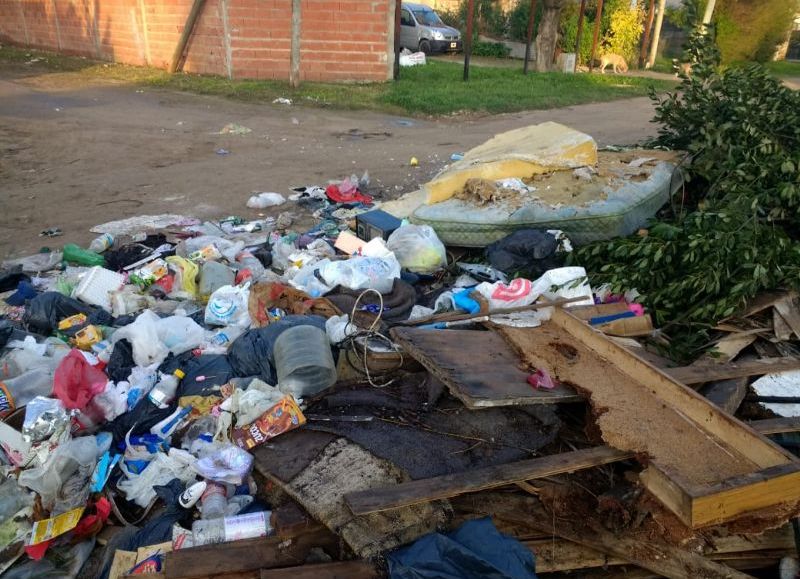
[535,0,568,70]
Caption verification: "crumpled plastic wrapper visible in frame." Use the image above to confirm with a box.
[23,397,70,444]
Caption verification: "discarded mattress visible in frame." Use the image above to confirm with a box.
[411,150,681,247]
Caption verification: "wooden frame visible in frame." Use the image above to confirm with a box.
[498,308,800,528]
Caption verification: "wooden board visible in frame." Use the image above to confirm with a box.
[751,416,800,435]
[259,562,378,579]
[164,531,339,579]
[390,327,580,408]
[666,357,800,384]
[496,309,800,528]
[702,375,750,414]
[344,446,633,516]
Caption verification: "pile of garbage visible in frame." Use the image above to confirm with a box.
[1,125,800,579]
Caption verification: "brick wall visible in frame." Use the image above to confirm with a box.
[0,0,394,82]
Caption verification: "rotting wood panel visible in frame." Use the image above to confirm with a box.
[390,327,581,408]
[496,308,800,528]
[344,445,633,515]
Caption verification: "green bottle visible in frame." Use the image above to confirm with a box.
[63,243,105,267]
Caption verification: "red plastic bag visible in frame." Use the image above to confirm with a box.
[53,349,108,410]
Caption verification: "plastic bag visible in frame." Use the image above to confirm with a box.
[18,435,103,510]
[530,266,594,306]
[193,444,254,484]
[205,284,252,327]
[229,379,284,427]
[386,225,447,274]
[22,396,69,443]
[52,349,109,411]
[319,255,400,294]
[473,278,537,310]
[111,310,169,367]
[117,449,197,508]
[247,192,285,208]
[23,291,110,334]
[166,255,199,298]
[485,229,562,275]
[91,381,130,422]
[158,316,205,355]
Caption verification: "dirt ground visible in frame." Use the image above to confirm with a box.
[0,67,661,260]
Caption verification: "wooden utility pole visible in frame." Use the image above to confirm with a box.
[573,0,586,70]
[289,0,301,88]
[393,0,402,79]
[646,0,666,69]
[523,0,538,74]
[588,0,603,72]
[463,0,475,81]
[639,0,655,68]
[169,0,207,73]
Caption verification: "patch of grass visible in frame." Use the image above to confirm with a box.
[764,59,800,78]
[384,61,675,114]
[0,45,675,116]
[649,56,675,75]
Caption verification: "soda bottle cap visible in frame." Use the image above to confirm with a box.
[174,369,186,380]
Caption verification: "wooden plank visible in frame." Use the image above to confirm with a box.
[774,296,800,340]
[164,530,339,579]
[666,357,800,384]
[390,327,580,408]
[344,446,633,516]
[259,562,378,579]
[702,375,750,414]
[496,309,800,528]
[690,462,800,527]
[751,416,800,435]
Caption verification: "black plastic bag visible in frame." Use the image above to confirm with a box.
[0,320,12,349]
[0,265,30,293]
[485,229,562,276]
[175,354,236,398]
[227,315,327,384]
[388,517,537,579]
[24,291,112,334]
[106,339,136,383]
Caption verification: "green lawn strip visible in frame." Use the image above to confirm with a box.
[1,46,674,116]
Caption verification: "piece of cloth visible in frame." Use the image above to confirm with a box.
[248,282,339,328]
[326,278,416,326]
[486,229,562,276]
[388,517,538,579]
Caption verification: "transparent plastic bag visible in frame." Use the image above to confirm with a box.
[193,444,254,485]
[158,316,205,355]
[111,310,169,367]
[319,255,401,294]
[386,225,447,274]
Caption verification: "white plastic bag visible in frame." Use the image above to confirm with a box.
[474,277,537,310]
[399,51,427,66]
[111,310,169,367]
[205,284,252,327]
[157,315,206,355]
[193,444,254,485]
[530,266,594,306]
[386,225,446,274]
[118,449,197,508]
[319,255,401,294]
[247,192,285,209]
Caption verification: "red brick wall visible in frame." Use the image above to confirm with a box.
[0,0,393,82]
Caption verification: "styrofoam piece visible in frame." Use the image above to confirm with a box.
[73,266,125,312]
[751,370,800,417]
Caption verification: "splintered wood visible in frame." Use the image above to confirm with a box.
[496,308,800,528]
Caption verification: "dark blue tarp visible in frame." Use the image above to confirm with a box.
[387,517,537,579]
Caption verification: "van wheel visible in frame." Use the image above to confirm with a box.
[419,40,431,55]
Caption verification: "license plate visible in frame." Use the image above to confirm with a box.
[450,42,457,48]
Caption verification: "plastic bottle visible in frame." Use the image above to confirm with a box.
[272,325,337,398]
[192,511,272,546]
[147,369,185,409]
[88,233,114,253]
[209,326,245,348]
[0,369,54,413]
[200,481,228,519]
[199,261,235,296]
[235,251,266,281]
[63,244,105,267]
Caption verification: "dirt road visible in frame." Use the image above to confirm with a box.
[0,69,661,259]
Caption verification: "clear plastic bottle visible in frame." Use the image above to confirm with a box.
[199,261,234,296]
[1,369,55,412]
[147,369,185,408]
[88,233,114,253]
[273,325,337,398]
[200,481,228,519]
[209,326,245,348]
[192,511,271,546]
